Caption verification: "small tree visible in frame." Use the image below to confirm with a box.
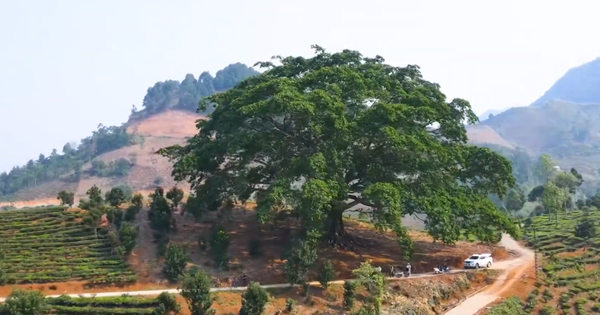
[124,205,140,221]
[317,260,335,289]
[209,225,230,268]
[239,282,269,315]
[57,191,75,207]
[153,292,181,315]
[575,216,596,239]
[183,193,208,221]
[113,183,134,200]
[352,261,385,314]
[86,184,104,207]
[105,187,126,207]
[179,270,215,315]
[504,187,526,213]
[0,289,47,315]
[131,193,144,208]
[166,186,185,211]
[149,188,172,232]
[283,233,319,286]
[542,288,554,302]
[119,222,138,255]
[83,209,103,238]
[343,281,357,309]
[163,245,189,281]
[542,181,563,226]
[575,210,596,250]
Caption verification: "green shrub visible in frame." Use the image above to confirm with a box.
[317,261,335,289]
[539,305,555,315]
[239,282,269,315]
[542,288,554,302]
[163,245,189,282]
[209,225,230,268]
[343,281,356,309]
[285,298,295,313]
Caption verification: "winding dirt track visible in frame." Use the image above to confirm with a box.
[444,234,535,315]
[0,233,533,314]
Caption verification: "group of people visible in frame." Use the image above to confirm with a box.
[438,262,450,272]
[388,263,412,277]
[230,273,248,287]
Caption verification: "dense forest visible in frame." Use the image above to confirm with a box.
[129,63,259,119]
[0,63,258,199]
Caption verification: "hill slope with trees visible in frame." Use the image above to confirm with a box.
[467,101,600,179]
[465,56,600,189]
[0,63,259,201]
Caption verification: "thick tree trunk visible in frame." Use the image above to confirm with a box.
[325,211,362,250]
[326,210,346,241]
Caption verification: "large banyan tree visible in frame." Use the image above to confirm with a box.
[160,46,518,257]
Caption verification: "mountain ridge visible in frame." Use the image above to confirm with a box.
[531,56,600,106]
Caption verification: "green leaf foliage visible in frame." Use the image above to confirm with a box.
[239,282,269,315]
[160,46,518,258]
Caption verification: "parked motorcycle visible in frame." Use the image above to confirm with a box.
[433,266,451,274]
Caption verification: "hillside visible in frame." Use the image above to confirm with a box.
[531,57,600,106]
[477,101,600,176]
[0,63,258,203]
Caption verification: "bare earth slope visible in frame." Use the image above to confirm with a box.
[465,125,514,148]
[0,110,203,206]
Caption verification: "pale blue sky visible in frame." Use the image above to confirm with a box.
[1,0,599,172]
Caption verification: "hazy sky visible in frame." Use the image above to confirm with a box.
[1,0,599,172]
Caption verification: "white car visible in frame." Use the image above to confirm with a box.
[463,253,493,269]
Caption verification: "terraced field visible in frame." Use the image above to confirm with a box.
[0,206,137,284]
[44,295,166,315]
[488,209,600,314]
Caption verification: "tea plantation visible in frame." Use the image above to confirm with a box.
[488,209,600,314]
[44,295,167,315]
[0,206,137,284]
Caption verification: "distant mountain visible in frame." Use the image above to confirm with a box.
[478,108,508,122]
[531,57,600,107]
[473,100,600,175]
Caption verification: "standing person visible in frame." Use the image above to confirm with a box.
[406,263,411,276]
[242,272,248,286]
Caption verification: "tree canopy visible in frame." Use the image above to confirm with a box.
[136,63,259,116]
[160,46,519,258]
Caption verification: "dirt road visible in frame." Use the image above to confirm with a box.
[443,234,535,315]
[0,269,470,302]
